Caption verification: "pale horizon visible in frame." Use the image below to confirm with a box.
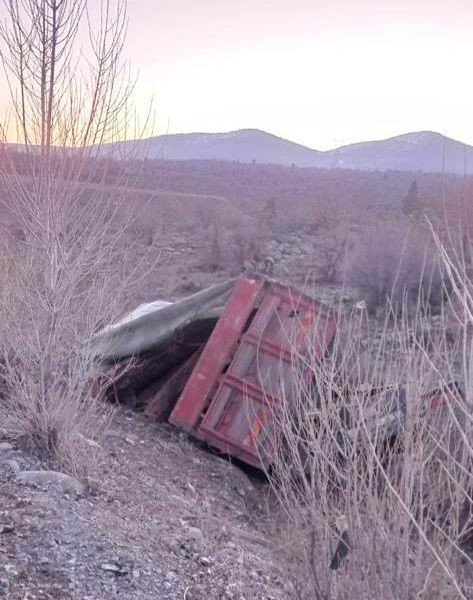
[123,0,473,150]
[0,0,472,149]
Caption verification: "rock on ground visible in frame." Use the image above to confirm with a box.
[0,408,287,599]
[17,470,85,496]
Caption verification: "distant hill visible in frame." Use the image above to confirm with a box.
[321,131,473,174]
[107,129,320,167]
[102,129,473,174]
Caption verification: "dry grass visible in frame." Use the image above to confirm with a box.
[261,273,473,599]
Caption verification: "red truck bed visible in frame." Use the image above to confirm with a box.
[169,276,337,468]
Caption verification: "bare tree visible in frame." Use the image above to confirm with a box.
[317,231,348,284]
[402,179,421,217]
[0,0,156,477]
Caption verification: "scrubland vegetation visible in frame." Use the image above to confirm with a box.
[0,0,472,598]
[0,0,158,477]
[266,277,473,598]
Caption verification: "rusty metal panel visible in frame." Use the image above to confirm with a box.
[196,281,336,467]
[169,276,266,432]
[170,275,336,468]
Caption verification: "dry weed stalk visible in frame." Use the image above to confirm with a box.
[259,281,473,599]
[0,0,157,477]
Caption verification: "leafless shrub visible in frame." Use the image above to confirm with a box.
[232,218,263,271]
[258,197,278,238]
[201,216,262,273]
[317,231,349,284]
[263,292,473,599]
[301,202,351,284]
[347,224,445,314]
[0,0,157,478]
[201,218,227,272]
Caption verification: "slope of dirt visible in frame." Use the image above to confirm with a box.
[0,407,288,599]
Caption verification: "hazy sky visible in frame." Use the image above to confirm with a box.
[0,1,471,149]
[120,0,473,148]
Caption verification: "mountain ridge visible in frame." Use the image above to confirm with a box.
[105,129,473,174]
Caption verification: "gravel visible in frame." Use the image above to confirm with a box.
[0,407,287,599]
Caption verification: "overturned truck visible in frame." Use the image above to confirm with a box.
[92,275,458,471]
[92,276,337,468]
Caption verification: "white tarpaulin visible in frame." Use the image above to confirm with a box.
[91,278,237,361]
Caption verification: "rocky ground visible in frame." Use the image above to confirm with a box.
[142,227,352,303]
[0,407,289,600]
[0,222,359,600]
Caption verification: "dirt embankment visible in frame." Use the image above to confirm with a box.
[0,406,289,600]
